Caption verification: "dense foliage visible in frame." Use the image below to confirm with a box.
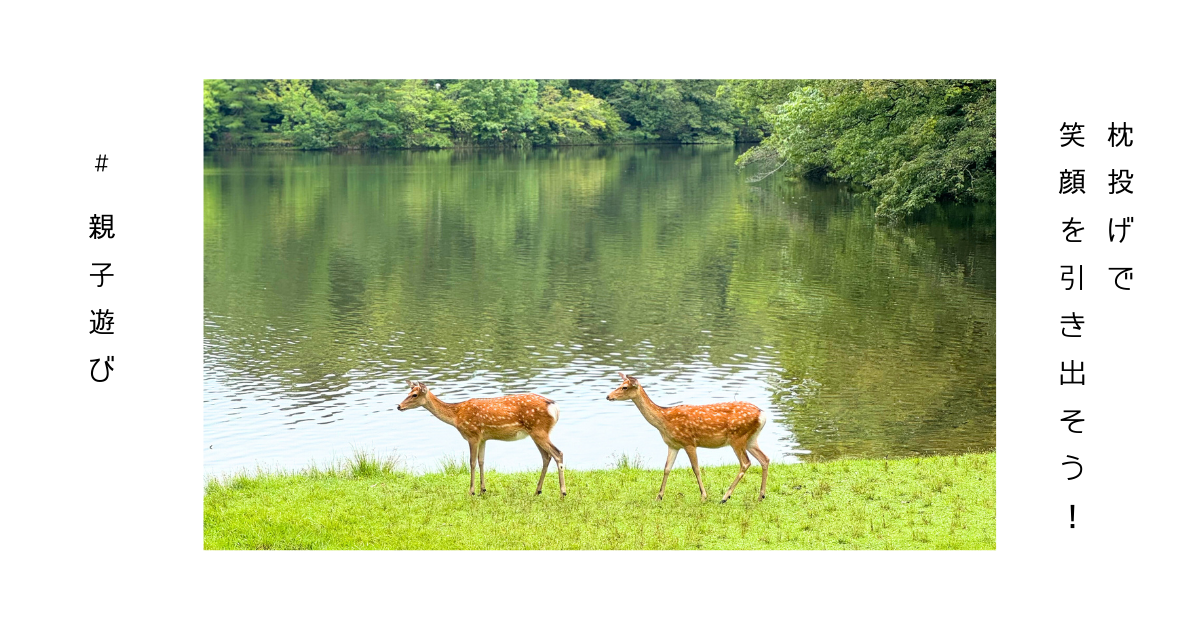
[204,79,996,218]
[203,79,753,151]
[729,80,996,220]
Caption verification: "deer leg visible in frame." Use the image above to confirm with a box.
[748,442,770,500]
[657,447,680,500]
[550,441,566,497]
[535,445,551,495]
[467,441,479,496]
[721,442,752,503]
[684,445,707,501]
[477,440,487,493]
[533,435,566,496]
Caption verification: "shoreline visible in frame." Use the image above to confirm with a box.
[202,140,762,153]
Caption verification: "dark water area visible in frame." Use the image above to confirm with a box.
[204,146,995,476]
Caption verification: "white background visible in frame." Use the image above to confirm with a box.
[3,2,1196,627]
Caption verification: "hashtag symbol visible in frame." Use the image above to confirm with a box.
[95,154,108,172]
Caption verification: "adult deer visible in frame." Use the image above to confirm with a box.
[606,373,769,502]
[397,381,565,496]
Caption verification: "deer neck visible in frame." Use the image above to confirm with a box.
[422,392,460,427]
[631,389,669,432]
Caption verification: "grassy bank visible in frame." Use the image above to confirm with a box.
[204,452,995,550]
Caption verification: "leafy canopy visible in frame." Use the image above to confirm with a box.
[735,80,996,220]
[203,78,997,220]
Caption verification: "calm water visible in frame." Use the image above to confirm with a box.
[204,146,995,477]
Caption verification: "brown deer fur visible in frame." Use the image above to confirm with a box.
[397,381,565,496]
[606,373,769,502]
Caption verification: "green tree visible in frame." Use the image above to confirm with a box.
[447,79,540,146]
[392,80,462,148]
[532,86,627,145]
[203,79,271,148]
[599,80,746,144]
[671,79,749,143]
[740,80,996,220]
[203,81,220,148]
[204,79,767,150]
[323,80,406,149]
[198,78,996,216]
[603,80,681,141]
[720,79,804,138]
[261,80,337,150]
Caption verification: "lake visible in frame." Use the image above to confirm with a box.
[204,146,995,477]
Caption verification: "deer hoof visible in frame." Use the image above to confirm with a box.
[720,498,728,504]
[560,492,566,497]
[536,490,542,495]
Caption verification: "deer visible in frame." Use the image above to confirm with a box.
[396,381,566,497]
[605,373,769,503]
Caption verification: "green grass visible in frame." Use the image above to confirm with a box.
[204,452,995,550]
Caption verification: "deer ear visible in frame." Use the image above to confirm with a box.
[406,380,414,388]
[618,372,627,380]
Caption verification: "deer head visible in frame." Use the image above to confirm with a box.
[605,372,641,401]
[397,380,430,411]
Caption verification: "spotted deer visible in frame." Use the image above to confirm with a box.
[397,381,565,496]
[606,373,769,502]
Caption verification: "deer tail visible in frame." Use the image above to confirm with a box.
[753,408,770,439]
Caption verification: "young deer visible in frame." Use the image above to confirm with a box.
[397,381,565,496]
[606,373,769,502]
